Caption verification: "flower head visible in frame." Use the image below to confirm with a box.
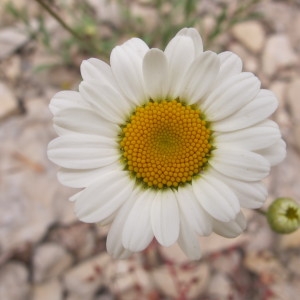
[267,197,300,234]
[48,28,286,259]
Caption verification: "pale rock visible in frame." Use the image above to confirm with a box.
[294,125,300,152]
[0,26,29,60]
[269,81,289,127]
[245,221,275,252]
[270,281,300,300]
[232,21,266,53]
[1,55,21,81]
[0,82,18,119]
[262,35,298,77]
[200,233,249,256]
[287,78,300,123]
[25,97,53,121]
[64,253,112,298]
[32,279,63,300]
[151,263,210,299]
[210,250,242,275]
[279,228,300,250]
[159,233,249,263]
[48,223,96,259]
[207,273,232,299]
[131,4,158,31]
[0,104,76,253]
[0,262,30,300]
[244,251,286,281]
[287,254,300,277]
[228,43,258,73]
[87,0,121,26]
[201,16,216,38]
[104,259,153,295]
[272,147,300,200]
[33,243,73,283]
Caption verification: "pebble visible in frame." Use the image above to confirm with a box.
[279,229,300,250]
[0,82,18,120]
[33,243,73,283]
[151,263,210,299]
[262,34,298,77]
[32,279,63,300]
[207,273,232,299]
[104,259,153,296]
[63,253,111,298]
[0,262,30,300]
[232,21,266,53]
[244,251,286,282]
[0,26,29,60]
[287,78,300,123]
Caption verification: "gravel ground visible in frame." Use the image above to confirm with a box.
[1,0,300,299]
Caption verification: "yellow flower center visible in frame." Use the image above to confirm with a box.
[120,100,213,189]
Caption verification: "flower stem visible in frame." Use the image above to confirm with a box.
[33,0,99,54]
[256,208,267,216]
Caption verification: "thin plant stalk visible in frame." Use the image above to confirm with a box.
[33,0,100,54]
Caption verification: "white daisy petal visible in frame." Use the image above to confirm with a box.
[180,51,220,104]
[193,173,240,222]
[80,59,116,86]
[210,169,267,209]
[47,135,119,169]
[143,48,168,100]
[203,72,261,121]
[49,91,89,115]
[178,217,202,260]
[176,185,212,236]
[176,27,203,55]
[75,171,134,223]
[256,139,286,166]
[211,148,270,182]
[216,120,281,151]
[106,193,136,259]
[164,35,195,98]
[213,211,247,238]
[122,37,149,58]
[69,190,83,202]
[53,107,119,137]
[79,81,131,124]
[151,191,180,247]
[215,51,243,85]
[213,89,278,132]
[58,162,122,188]
[110,39,148,105]
[122,189,155,252]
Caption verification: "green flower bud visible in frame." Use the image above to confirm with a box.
[267,197,300,234]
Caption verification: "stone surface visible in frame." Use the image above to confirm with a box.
[0,99,76,253]
[152,263,210,299]
[0,262,30,300]
[33,243,73,283]
[0,26,29,60]
[244,251,286,282]
[262,34,298,76]
[104,259,153,296]
[232,21,266,53]
[32,279,63,300]
[0,82,18,119]
[287,78,300,123]
[207,273,232,299]
[48,223,96,259]
[279,229,300,250]
[64,253,112,298]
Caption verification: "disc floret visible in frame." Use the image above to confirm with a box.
[120,100,213,189]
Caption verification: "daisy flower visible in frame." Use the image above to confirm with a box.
[48,28,286,259]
